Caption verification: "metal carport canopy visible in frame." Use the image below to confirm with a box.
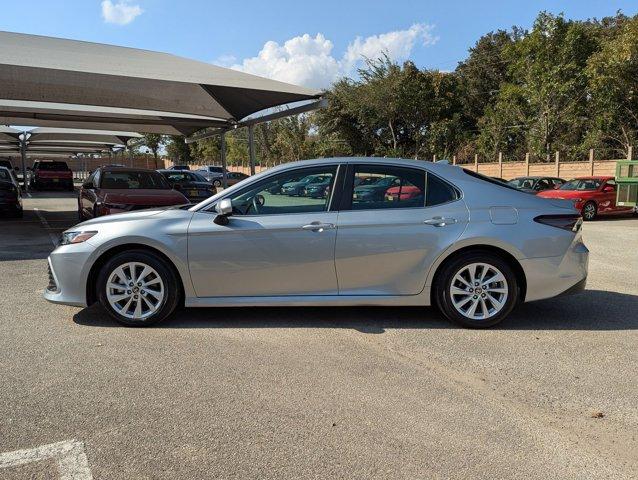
[0,31,322,136]
[26,127,142,146]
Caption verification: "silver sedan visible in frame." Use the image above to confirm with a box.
[45,158,588,328]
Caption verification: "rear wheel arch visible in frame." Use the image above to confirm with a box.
[86,243,184,307]
[430,245,527,305]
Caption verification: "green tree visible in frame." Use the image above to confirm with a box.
[140,134,165,168]
[586,15,638,156]
[165,136,193,164]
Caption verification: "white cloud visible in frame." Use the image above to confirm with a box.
[101,1,143,26]
[228,24,438,89]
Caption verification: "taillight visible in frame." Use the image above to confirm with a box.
[534,214,582,232]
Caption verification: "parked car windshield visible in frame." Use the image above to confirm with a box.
[559,179,602,191]
[507,178,536,189]
[37,162,69,171]
[100,171,170,189]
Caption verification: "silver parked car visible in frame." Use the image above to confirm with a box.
[44,158,588,328]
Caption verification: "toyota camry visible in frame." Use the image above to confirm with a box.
[45,158,588,328]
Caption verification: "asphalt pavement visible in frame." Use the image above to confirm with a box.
[0,191,636,479]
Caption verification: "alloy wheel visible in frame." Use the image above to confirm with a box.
[449,262,509,321]
[583,203,596,220]
[105,262,165,320]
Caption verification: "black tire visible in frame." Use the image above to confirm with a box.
[213,180,221,187]
[96,250,180,327]
[581,201,597,221]
[434,252,519,328]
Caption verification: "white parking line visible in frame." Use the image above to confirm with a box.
[0,440,93,479]
[33,207,60,247]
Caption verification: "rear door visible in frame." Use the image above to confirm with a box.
[335,164,468,296]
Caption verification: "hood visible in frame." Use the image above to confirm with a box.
[76,205,188,228]
[101,189,188,205]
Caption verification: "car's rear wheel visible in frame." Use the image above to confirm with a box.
[582,201,597,221]
[97,250,180,327]
[213,179,221,187]
[435,252,518,328]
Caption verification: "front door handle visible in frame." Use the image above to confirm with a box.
[302,222,335,232]
[424,216,457,227]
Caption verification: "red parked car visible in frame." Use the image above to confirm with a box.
[537,175,634,220]
[78,167,188,220]
[29,160,74,191]
[384,184,424,204]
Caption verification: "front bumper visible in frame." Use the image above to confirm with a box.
[520,239,589,302]
[43,243,94,307]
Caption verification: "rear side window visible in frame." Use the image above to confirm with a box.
[350,165,425,210]
[426,173,458,206]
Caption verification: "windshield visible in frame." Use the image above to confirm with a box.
[37,162,69,171]
[559,179,602,191]
[507,178,536,189]
[100,171,170,190]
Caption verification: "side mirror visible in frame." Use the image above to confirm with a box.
[603,185,614,192]
[214,198,233,225]
[173,183,182,190]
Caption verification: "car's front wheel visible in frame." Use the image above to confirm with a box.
[435,252,518,328]
[97,250,180,326]
[582,201,597,221]
[213,179,221,187]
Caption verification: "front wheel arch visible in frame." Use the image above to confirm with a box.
[86,243,184,307]
[430,245,527,306]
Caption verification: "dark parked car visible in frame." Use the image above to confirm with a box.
[29,160,74,191]
[158,170,215,203]
[0,159,14,171]
[281,174,332,196]
[303,177,333,198]
[78,167,188,220]
[507,176,565,194]
[169,165,190,170]
[0,166,22,218]
[352,175,401,202]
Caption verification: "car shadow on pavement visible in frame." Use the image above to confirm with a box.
[73,289,638,333]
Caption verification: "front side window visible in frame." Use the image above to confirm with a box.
[224,166,338,216]
[351,165,425,210]
[100,171,170,190]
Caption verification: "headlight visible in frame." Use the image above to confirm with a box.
[60,231,97,245]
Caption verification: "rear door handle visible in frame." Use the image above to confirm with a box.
[302,222,335,232]
[424,217,457,227]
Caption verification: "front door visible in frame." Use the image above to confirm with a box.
[187,164,340,297]
[335,164,468,295]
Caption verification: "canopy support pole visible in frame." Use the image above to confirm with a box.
[220,132,228,189]
[248,125,256,176]
[20,138,28,192]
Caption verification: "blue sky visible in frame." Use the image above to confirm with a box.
[1,0,637,88]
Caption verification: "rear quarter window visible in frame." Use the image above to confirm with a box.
[426,173,459,206]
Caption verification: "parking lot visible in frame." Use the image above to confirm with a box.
[0,191,637,479]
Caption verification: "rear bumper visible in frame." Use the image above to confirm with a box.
[520,240,589,302]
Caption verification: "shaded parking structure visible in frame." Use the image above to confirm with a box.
[0,31,324,188]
